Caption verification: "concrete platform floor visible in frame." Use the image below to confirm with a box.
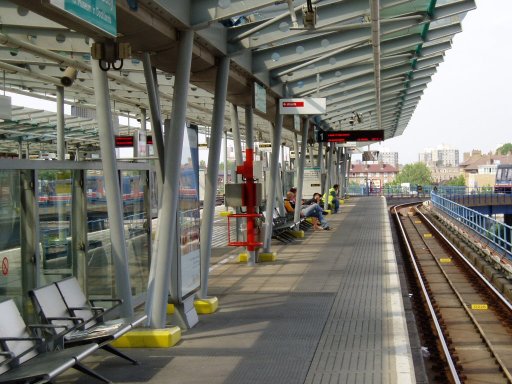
[55,197,416,384]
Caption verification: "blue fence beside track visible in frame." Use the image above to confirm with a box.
[431,192,512,260]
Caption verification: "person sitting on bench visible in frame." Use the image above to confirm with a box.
[284,191,330,230]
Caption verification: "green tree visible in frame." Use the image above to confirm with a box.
[496,143,512,155]
[444,175,465,186]
[392,162,432,185]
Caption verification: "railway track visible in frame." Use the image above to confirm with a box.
[392,203,512,384]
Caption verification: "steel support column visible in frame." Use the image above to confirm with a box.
[336,149,341,186]
[223,130,228,208]
[147,30,194,328]
[20,170,39,318]
[56,86,65,161]
[17,139,22,159]
[263,110,283,252]
[340,148,347,197]
[294,119,309,228]
[245,107,254,150]
[244,106,257,265]
[142,52,165,183]
[293,132,299,171]
[324,143,333,199]
[91,57,133,318]
[231,104,243,167]
[199,56,230,298]
[71,169,87,287]
[347,154,352,193]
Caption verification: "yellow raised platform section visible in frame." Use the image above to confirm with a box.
[258,252,277,262]
[194,297,219,314]
[290,230,304,238]
[166,303,175,314]
[111,326,181,348]
[238,253,249,262]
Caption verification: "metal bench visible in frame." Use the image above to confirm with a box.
[29,277,147,366]
[269,210,311,243]
[0,299,110,384]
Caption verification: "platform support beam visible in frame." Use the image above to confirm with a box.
[244,106,257,265]
[91,56,133,318]
[294,118,309,229]
[231,104,243,167]
[56,85,65,161]
[324,143,333,198]
[146,30,194,328]
[142,52,165,186]
[199,55,230,299]
[262,109,283,253]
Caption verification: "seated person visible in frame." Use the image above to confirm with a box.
[305,193,329,215]
[323,184,340,213]
[285,191,330,230]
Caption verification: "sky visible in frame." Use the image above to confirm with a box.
[368,0,512,164]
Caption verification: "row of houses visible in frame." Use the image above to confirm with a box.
[348,150,512,189]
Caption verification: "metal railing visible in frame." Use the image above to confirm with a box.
[431,192,512,261]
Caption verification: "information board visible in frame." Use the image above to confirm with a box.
[317,129,384,143]
[302,167,322,198]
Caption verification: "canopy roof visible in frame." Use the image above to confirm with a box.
[0,0,475,155]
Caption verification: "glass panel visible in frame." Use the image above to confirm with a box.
[121,170,149,298]
[85,170,114,297]
[38,170,73,284]
[179,126,201,298]
[0,170,21,307]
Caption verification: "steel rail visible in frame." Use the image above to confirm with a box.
[413,205,512,383]
[392,203,461,384]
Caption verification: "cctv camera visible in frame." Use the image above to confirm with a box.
[61,67,78,87]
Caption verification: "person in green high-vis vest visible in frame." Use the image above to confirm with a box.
[323,184,340,213]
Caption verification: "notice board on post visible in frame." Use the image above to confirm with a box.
[302,167,322,199]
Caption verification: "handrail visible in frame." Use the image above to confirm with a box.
[431,192,512,261]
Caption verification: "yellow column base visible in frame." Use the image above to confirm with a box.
[110,326,181,348]
[290,230,304,238]
[219,211,232,217]
[238,253,249,262]
[194,297,219,314]
[258,252,277,262]
[339,199,345,204]
[166,303,175,314]
[323,209,332,215]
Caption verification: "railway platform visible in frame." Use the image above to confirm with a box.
[55,197,418,384]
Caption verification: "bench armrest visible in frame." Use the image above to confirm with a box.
[47,316,84,324]
[89,298,123,307]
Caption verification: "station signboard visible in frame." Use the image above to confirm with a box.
[316,129,384,143]
[279,98,326,115]
[44,0,117,37]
